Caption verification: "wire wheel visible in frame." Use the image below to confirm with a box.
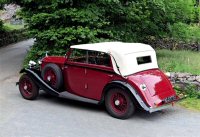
[110,92,128,114]
[43,68,57,87]
[105,88,135,119]
[19,74,39,100]
[41,63,63,89]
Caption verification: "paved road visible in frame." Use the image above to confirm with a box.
[0,40,200,137]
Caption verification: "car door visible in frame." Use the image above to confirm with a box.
[84,51,114,100]
[64,49,114,100]
[64,49,87,96]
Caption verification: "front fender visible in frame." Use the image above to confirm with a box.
[19,68,59,96]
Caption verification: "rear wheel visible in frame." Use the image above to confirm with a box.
[41,63,63,90]
[105,88,135,119]
[19,74,39,100]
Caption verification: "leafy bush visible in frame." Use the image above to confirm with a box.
[175,84,200,99]
[170,22,200,43]
[0,19,4,32]
[12,1,166,52]
[0,29,29,47]
[9,0,200,64]
[159,0,197,24]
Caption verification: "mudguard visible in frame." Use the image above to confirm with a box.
[104,81,150,111]
[19,68,59,96]
[109,81,183,113]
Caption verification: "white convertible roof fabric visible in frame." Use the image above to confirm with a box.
[71,42,153,54]
[71,42,158,76]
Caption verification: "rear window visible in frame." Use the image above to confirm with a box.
[137,56,152,65]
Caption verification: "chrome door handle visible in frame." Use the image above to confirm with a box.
[108,74,113,78]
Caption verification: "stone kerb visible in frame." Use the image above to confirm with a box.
[168,72,200,91]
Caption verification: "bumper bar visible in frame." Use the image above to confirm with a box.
[149,97,186,113]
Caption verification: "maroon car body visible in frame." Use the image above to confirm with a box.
[18,42,180,119]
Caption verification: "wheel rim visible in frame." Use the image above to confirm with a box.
[19,78,33,96]
[44,68,57,86]
[110,92,128,114]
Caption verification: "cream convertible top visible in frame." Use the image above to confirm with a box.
[71,42,158,76]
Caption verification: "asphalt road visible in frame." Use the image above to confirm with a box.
[0,39,200,137]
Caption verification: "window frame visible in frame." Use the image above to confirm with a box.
[67,48,113,68]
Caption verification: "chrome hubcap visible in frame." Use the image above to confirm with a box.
[115,100,120,106]
[47,76,51,81]
[24,85,27,90]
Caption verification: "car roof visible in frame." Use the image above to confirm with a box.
[70,42,154,54]
[70,42,158,76]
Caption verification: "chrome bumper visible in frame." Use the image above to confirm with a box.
[149,103,174,113]
[148,97,185,113]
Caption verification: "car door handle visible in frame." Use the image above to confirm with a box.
[108,74,113,78]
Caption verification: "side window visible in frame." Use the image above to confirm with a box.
[88,51,111,67]
[68,49,86,63]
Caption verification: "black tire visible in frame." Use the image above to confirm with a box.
[105,88,135,119]
[19,74,39,100]
[41,63,63,89]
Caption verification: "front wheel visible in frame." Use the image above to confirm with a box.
[18,74,39,100]
[105,88,135,119]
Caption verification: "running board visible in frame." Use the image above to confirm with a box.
[59,92,99,104]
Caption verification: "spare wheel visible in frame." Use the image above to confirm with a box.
[41,63,63,89]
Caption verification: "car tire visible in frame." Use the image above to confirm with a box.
[19,74,39,100]
[105,88,135,119]
[41,63,63,90]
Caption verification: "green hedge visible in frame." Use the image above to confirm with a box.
[0,29,29,47]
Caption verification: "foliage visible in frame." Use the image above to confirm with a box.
[0,19,4,32]
[0,0,6,9]
[157,49,200,74]
[175,84,200,99]
[0,29,29,47]
[169,22,200,43]
[155,0,197,24]
[175,84,200,111]
[7,0,200,63]
[3,23,24,30]
[13,0,114,58]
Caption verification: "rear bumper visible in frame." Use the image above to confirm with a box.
[148,97,185,113]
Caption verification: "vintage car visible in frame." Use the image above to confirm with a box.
[18,42,181,119]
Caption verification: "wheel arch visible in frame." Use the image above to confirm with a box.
[100,81,150,111]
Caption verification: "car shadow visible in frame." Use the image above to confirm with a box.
[130,106,180,121]
[38,92,180,120]
[39,92,105,112]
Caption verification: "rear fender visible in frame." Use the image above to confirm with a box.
[101,81,150,111]
[19,68,59,96]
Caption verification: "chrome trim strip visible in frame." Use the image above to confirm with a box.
[25,68,60,94]
[112,81,150,111]
[59,92,99,104]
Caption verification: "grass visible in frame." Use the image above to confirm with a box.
[156,49,200,75]
[3,23,24,30]
[178,98,200,111]
[157,50,200,111]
